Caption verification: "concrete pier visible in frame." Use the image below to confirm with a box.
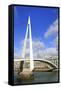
[19,69,34,80]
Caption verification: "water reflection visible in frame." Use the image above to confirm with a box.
[14,71,58,85]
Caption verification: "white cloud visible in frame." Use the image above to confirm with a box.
[23,39,58,59]
[32,40,45,59]
[33,47,58,59]
[32,40,45,50]
[45,47,58,56]
[14,47,21,58]
[44,19,58,38]
[51,36,58,47]
[14,39,58,59]
[23,39,45,59]
[53,36,58,46]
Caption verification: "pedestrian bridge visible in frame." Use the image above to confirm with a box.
[14,58,58,69]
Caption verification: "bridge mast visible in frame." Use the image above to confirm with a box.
[28,16,34,71]
[21,16,34,71]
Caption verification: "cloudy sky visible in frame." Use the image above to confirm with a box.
[14,6,59,59]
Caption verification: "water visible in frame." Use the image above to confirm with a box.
[14,71,59,85]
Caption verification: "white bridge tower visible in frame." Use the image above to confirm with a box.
[21,16,34,71]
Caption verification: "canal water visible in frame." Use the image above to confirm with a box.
[14,71,59,85]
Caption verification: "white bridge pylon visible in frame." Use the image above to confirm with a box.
[21,16,34,71]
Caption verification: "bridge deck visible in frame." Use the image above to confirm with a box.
[14,58,58,69]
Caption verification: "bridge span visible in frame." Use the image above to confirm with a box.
[14,58,58,69]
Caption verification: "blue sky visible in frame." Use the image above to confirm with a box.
[14,6,58,58]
